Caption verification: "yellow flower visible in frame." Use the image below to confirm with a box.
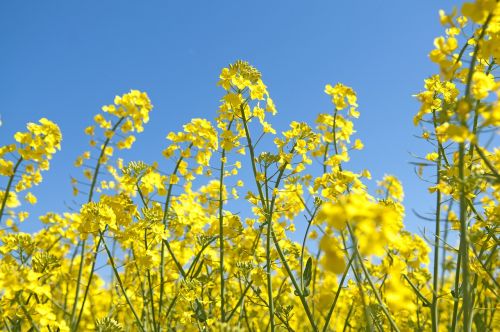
[324,83,358,115]
[0,191,20,208]
[319,234,346,274]
[471,71,495,99]
[24,192,37,204]
[0,159,14,176]
[462,0,497,23]
[435,122,475,143]
[78,201,117,238]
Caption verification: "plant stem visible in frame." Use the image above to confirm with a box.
[474,145,500,180]
[271,230,318,331]
[72,117,125,330]
[219,141,227,322]
[99,229,146,332]
[239,105,275,330]
[0,157,22,225]
[17,293,40,332]
[346,224,400,332]
[158,143,192,324]
[431,153,442,332]
[458,143,472,331]
[322,253,355,332]
[144,230,158,332]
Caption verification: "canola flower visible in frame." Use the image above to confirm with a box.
[0,1,499,331]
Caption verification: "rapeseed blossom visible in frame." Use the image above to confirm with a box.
[0,1,498,331]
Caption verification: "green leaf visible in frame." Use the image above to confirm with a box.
[303,257,313,288]
[192,299,207,322]
[193,259,204,278]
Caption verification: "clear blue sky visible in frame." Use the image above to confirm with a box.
[0,1,462,236]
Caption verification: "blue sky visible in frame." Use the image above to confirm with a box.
[0,1,463,237]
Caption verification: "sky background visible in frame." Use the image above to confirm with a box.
[0,1,464,238]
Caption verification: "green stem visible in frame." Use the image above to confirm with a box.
[440,201,453,291]
[219,143,227,322]
[0,157,23,225]
[99,229,146,332]
[144,230,158,332]
[346,224,400,332]
[226,280,253,322]
[239,102,268,211]
[271,230,318,331]
[265,208,274,331]
[161,240,186,277]
[459,25,494,329]
[458,136,470,328]
[341,302,354,332]
[158,143,192,322]
[322,253,355,332]
[300,204,320,292]
[215,119,232,323]
[72,117,125,330]
[450,247,462,332]
[239,105,275,330]
[73,236,102,329]
[403,274,431,307]
[17,293,40,332]
[432,154,442,332]
[186,236,218,277]
[349,252,374,332]
[474,144,500,180]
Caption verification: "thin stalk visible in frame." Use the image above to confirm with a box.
[219,140,227,322]
[351,257,374,332]
[239,102,268,210]
[346,224,400,332]
[450,246,462,331]
[474,145,500,180]
[130,246,148,327]
[226,280,253,322]
[164,295,178,323]
[99,230,146,332]
[265,209,274,331]
[2,318,12,332]
[72,117,125,330]
[440,201,453,290]
[470,238,498,319]
[0,157,22,225]
[437,13,492,328]
[322,253,355,332]
[460,46,477,330]
[17,293,40,332]
[158,142,193,323]
[299,204,320,292]
[186,236,218,277]
[109,237,117,312]
[271,230,318,331]
[144,230,158,332]
[215,119,232,323]
[403,274,431,307]
[63,244,79,315]
[311,248,321,318]
[431,153,442,332]
[339,232,373,332]
[341,302,354,332]
[240,105,275,330]
[73,236,103,329]
[460,14,494,330]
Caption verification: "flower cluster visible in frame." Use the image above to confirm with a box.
[414,1,500,330]
[0,118,61,228]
